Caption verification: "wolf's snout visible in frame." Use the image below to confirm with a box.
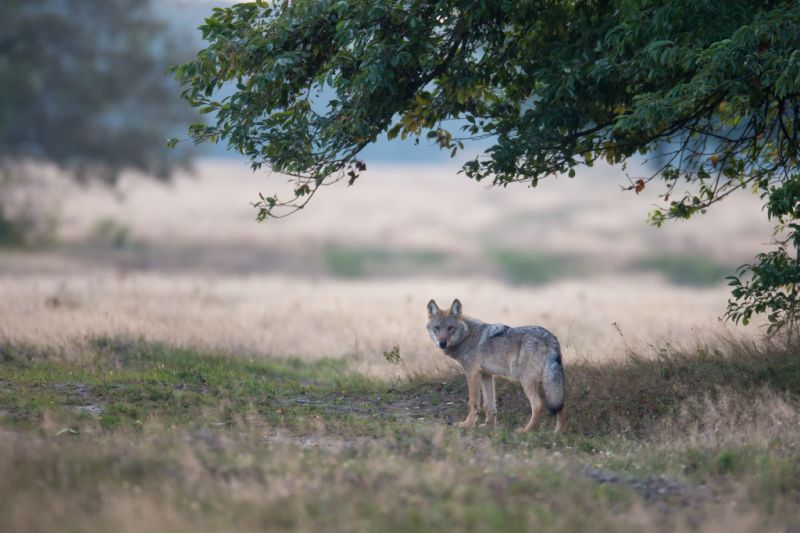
[438,340,447,348]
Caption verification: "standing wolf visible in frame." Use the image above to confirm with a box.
[426,299,566,433]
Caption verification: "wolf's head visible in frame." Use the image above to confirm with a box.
[426,299,469,350]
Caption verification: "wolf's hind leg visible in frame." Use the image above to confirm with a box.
[554,406,566,434]
[517,378,543,433]
[479,374,496,427]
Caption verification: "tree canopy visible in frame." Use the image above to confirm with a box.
[0,0,195,184]
[173,0,800,331]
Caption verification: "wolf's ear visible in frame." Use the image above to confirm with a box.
[450,299,462,317]
[427,299,440,318]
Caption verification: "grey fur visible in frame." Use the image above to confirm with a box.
[426,299,566,432]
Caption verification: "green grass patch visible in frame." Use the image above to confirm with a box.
[0,337,389,433]
[323,244,446,278]
[489,249,579,285]
[88,217,132,248]
[488,249,582,285]
[632,253,733,286]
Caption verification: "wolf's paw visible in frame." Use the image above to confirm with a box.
[514,426,531,434]
[458,419,476,429]
[479,419,496,428]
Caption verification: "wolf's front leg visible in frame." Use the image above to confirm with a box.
[458,371,481,428]
[479,374,496,427]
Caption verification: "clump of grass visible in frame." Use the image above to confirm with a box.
[324,245,370,277]
[382,345,401,365]
[89,217,132,249]
[489,249,579,285]
[323,244,446,278]
[632,253,733,286]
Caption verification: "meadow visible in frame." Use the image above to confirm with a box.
[1,161,798,531]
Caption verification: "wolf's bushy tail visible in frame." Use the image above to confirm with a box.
[542,343,565,414]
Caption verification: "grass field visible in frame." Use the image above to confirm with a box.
[1,336,799,531]
[1,160,796,531]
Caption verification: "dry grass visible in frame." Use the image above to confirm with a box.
[0,272,760,377]
[489,335,800,447]
[0,426,641,533]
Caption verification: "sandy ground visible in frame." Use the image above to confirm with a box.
[0,159,770,375]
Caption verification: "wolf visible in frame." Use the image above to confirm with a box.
[426,299,565,433]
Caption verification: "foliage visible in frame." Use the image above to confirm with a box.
[0,0,196,184]
[173,0,800,331]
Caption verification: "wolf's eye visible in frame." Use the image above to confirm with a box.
[447,326,455,333]
[433,325,440,332]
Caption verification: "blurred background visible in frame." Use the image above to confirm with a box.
[0,0,771,376]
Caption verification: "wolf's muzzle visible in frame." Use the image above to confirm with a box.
[438,340,447,348]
